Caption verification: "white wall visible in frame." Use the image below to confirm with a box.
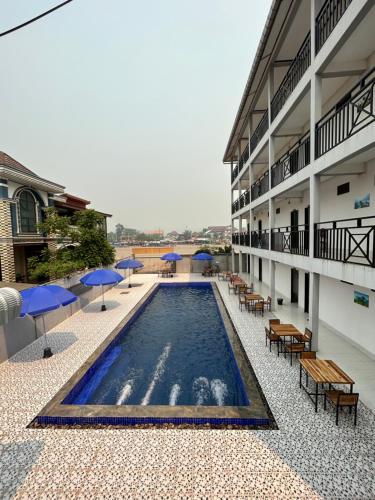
[320,160,375,221]
[319,276,375,357]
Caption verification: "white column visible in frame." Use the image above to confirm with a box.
[267,64,274,123]
[238,213,243,273]
[268,197,276,310]
[309,1,323,348]
[250,253,255,285]
[310,273,320,351]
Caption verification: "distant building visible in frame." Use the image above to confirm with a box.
[0,151,111,282]
[204,226,231,241]
[144,229,164,238]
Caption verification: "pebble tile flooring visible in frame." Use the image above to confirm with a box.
[0,274,374,499]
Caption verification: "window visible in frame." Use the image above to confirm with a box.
[19,191,37,233]
[337,182,350,196]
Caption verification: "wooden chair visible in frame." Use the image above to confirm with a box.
[228,282,236,294]
[265,326,278,352]
[300,351,316,360]
[284,328,313,365]
[239,294,247,311]
[294,328,313,350]
[324,391,359,426]
[254,301,264,316]
[269,319,280,326]
[300,351,317,386]
[264,296,272,311]
[284,342,306,366]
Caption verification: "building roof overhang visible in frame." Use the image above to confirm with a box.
[0,166,65,194]
[222,0,295,163]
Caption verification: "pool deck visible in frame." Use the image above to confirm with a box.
[0,274,375,498]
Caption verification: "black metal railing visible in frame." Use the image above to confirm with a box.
[251,230,269,250]
[250,110,269,153]
[231,163,239,183]
[232,232,250,246]
[231,199,239,214]
[238,143,249,170]
[271,33,311,121]
[239,189,250,209]
[271,225,310,256]
[251,170,269,201]
[315,0,352,54]
[271,133,310,188]
[240,231,250,246]
[315,68,375,158]
[315,216,375,267]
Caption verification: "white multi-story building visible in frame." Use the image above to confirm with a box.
[224,0,375,358]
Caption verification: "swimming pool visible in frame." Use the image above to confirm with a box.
[65,283,248,407]
[34,282,274,427]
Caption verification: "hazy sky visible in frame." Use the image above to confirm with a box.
[0,0,271,232]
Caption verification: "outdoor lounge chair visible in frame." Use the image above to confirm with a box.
[324,390,359,426]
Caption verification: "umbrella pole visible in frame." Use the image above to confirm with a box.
[101,284,106,311]
[42,315,53,358]
[128,268,132,288]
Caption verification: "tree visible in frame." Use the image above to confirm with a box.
[28,208,115,282]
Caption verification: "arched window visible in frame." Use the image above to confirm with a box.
[19,190,37,233]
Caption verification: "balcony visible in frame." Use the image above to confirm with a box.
[231,163,239,183]
[271,225,309,256]
[240,189,250,209]
[315,0,353,54]
[232,190,250,214]
[251,171,269,202]
[271,33,311,122]
[251,230,269,250]
[232,232,249,246]
[231,199,239,214]
[315,216,375,267]
[250,110,269,153]
[315,67,375,158]
[238,144,249,171]
[271,133,310,188]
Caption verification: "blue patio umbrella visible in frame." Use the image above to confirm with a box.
[80,269,123,311]
[20,285,78,358]
[192,252,214,261]
[160,252,182,276]
[160,252,182,261]
[115,259,144,288]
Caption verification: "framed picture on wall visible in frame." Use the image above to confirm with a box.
[354,290,369,308]
[354,193,370,209]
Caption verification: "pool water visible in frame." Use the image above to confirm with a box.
[65,284,249,407]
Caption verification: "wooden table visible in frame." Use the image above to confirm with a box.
[299,359,355,412]
[244,294,263,312]
[270,323,302,355]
